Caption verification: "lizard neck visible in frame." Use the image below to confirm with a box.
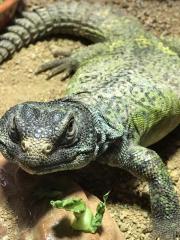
[61,94,124,157]
[86,103,125,157]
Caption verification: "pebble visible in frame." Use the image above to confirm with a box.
[171,170,179,182]
[120,224,128,232]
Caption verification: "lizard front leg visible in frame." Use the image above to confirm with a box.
[117,145,180,240]
[35,39,126,80]
[35,41,110,80]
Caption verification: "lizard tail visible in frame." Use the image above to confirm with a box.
[0,1,128,64]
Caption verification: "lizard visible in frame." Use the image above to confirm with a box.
[0,1,179,239]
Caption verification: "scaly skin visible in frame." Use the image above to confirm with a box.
[0,1,179,239]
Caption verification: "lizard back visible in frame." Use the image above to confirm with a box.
[66,38,180,146]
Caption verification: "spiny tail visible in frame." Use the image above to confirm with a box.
[0,1,128,64]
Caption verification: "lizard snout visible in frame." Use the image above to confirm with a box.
[21,138,53,156]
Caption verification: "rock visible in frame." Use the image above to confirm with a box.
[0,154,125,240]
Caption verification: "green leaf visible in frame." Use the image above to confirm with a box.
[90,191,110,233]
[72,207,94,232]
[50,192,110,233]
[50,198,86,213]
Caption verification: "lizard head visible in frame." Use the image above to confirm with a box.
[0,99,99,174]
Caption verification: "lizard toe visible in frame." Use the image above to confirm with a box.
[35,56,78,80]
[35,58,63,74]
[46,64,72,80]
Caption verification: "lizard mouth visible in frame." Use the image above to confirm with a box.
[18,161,72,175]
[18,155,90,175]
[19,164,68,175]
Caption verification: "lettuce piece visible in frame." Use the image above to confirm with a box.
[50,192,109,233]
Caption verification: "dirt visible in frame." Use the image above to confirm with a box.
[0,0,179,240]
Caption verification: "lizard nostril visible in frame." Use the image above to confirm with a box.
[21,140,28,152]
[42,144,53,155]
[21,140,53,155]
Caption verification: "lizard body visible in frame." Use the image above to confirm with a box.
[0,1,179,239]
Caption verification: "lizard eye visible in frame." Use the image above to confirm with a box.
[65,118,77,141]
[8,117,20,143]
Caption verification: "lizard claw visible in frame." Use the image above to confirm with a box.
[35,56,77,81]
[46,64,72,81]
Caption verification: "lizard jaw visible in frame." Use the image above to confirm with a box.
[18,154,94,175]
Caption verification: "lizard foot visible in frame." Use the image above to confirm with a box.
[151,216,180,240]
[35,56,78,80]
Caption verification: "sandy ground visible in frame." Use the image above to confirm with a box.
[0,0,179,239]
